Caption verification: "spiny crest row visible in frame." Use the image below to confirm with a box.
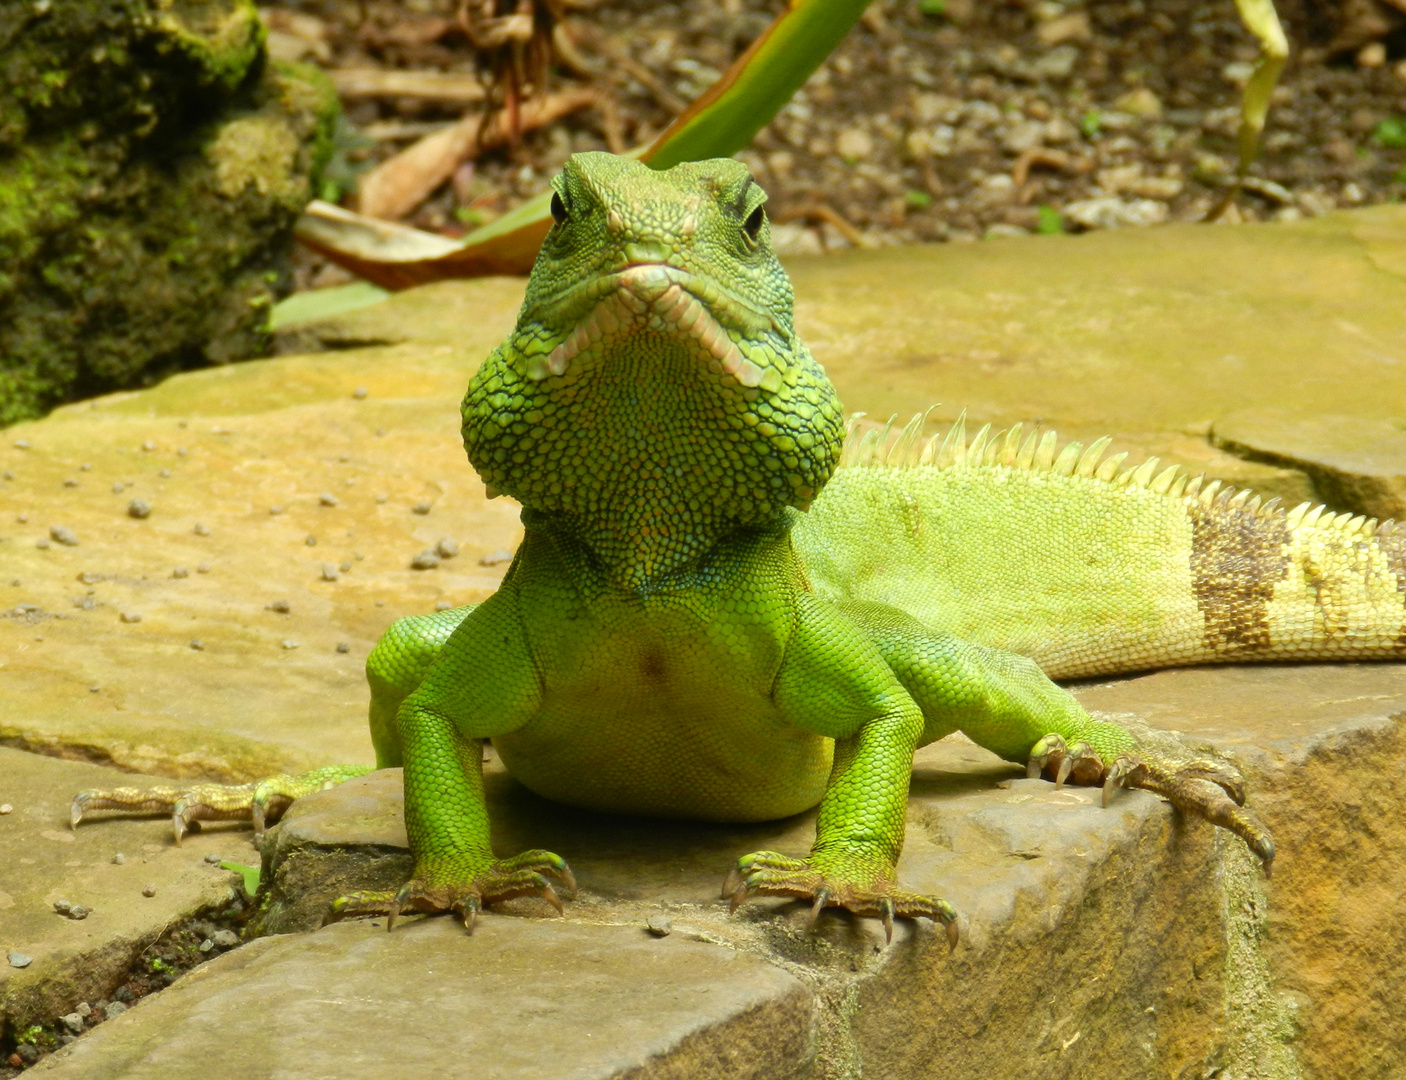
[838,411,1396,541]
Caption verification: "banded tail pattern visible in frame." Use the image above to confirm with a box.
[795,414,1406,679]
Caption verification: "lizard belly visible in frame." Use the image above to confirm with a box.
[493,621,833,823]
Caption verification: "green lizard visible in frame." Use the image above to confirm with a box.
[73,153,1406,943]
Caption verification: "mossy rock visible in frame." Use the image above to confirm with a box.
[0,0,337,426]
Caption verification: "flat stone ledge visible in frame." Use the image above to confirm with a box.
[29,918,815,1080]
[0,749,245,1040]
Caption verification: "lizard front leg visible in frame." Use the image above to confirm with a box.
[331,583,573,933]
[726,593,958,946]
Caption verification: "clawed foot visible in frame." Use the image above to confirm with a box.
[1028,734,1275,874]
[723,850,958,949]
[71,765,374,845]
[327,850,577,934]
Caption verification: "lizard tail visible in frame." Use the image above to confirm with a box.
[797,414,1406,679]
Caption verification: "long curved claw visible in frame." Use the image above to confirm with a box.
[807,887,832,930]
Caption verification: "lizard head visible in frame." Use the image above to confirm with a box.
[462,152,845,584]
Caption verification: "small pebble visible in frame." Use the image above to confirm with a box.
[16,513,27,522]
[53,899,73,914]
[89,685,101,693]
[107,1000,128,1016]
[61,1013,84,1034]
[646,915,672,937]
[319,493,339,507]
[75,1002,92,1018]
[336,641,350,653]
[412,501,432,515]
[436,536,459,559]
[376,428,387,437]
[111,853,125,864]
[0,804,11,814]
[16,1045,39,1065]
[127,498,151,519]
[141,440,156,451]
[158,468,171,478]
[78,571,102,584]
[479,548,515,566]
[204,852,223,864]
[13,439,30,449]
[411,550,441,570]
[199,938,214,953]
[36,538,51,549]
[305,535,317,547]
[211,929,240,948]
[119,611,142,623]
[189,639,204,651]
[267,599,290,613]
[80,463,91,471]
[435,600,453,611]
[197,563,211,574]
[193,522,209,536]
[69,904,89,920]
[321,564,340,582]
[269,505,285,515]
[142,885,156,897]
[338,455,350,463]
[339,561,352,573]
[112,482,124,493]
[8,951,33,968]
[50,525,79,546]
[352,386,368,399]
[171,566,189,579]
[375,494,388,504]
[176,447,187,456]
[281,639,299,649]
[63,477,78,487]
[354,552,365,561]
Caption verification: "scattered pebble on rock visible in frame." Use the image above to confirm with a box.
[89,685,101,692]
[62,477,78,488]
[13,439,30,449]
[282,639,300,649]
[646,915,673,937]
[412,501,432,515]
[127,498,152,519]
[479,549,515,566]
[267,599,291,613]
[112,482,124,493]
[112,853,125,864]
[339,560,352,573]
[50,524,79,546]
[199,938,214,952]
[204,852,223,864]
[435,599,453,611]
[0,803,11,814]
[8,951,32,968]
[269,505,285,515]
[211,929,240,948]
[36,538,50,549]
[336,642,350,653]
[411,550,441,570]
[107,1000,128,1016]
[53,899,72,914]
[142,885,156,897]
[319,492,339,507]
[190,639,204,651]
[436,536,459,558]
[197,563,212,574]
[171,566,189,579]
[159,468,171,478]
[193,522,209,536]
[119,611,142,623]
[321,563,340,582]
[69,904,89,920]
[352,386,368,399]
[141,440,156,451]
[61,1013,84,1034]
[375,494,388,503]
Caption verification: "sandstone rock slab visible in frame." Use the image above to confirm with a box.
[1213,410,1406,521]
[30,918,815,1080]
[0,749,244,1040]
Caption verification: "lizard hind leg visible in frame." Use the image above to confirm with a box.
[71,765,373,845]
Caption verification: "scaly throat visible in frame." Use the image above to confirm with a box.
[462,265,846,592]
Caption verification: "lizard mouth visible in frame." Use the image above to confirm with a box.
[524,263,782,392]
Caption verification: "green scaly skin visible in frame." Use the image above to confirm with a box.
[79,152,1406,939]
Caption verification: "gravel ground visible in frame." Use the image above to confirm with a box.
[276,0,1406,285]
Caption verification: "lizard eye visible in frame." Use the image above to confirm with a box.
[550,191,568,225]
[742,204,765,245]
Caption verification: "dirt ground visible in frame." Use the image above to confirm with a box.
[262,0,1406,284]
